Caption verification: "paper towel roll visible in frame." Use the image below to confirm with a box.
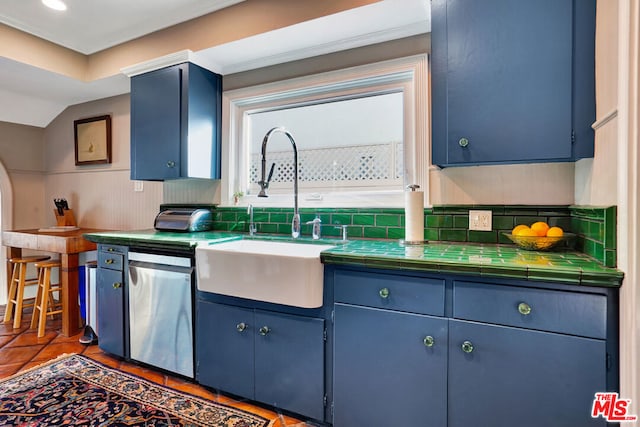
[405,190,424,242]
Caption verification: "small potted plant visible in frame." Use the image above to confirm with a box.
[233,191,244,205]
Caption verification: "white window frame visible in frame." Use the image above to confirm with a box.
[221,54,429,208]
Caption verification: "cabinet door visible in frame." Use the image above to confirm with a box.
[130,65,183,180]
[196,302,254,398]
[449,320,606,427]
[432,0,573,165]
[254,310,325,421]
[333,304,448,427]
[96,268,125,357]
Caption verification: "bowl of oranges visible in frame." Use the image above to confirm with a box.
[503,222,574,251]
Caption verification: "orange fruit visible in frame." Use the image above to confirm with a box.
[546,226,564,237]
[530,221,550,237]
[512,224,529,235]
[516,227,537,237]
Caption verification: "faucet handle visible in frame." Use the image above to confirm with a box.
[335,224,349,242]
[306,216,322,240]
[305,216,322,225]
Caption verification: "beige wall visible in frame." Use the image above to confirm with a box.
[43,95,162,230]
[0,121,46,229]
[430,163,576,205]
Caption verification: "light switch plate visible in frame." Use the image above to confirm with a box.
[469,210,492,231]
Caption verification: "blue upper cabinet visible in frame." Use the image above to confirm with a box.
[130,62,222,180]
[431,0,596,167]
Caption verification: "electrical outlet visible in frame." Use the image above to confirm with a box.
[469,210,492,231]
[134,181,144,192]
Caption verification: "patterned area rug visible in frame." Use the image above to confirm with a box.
[0,354,272,426]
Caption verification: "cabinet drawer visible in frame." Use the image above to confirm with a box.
[98,251,124,271]
[99,244,127,254]
[334,269,445,316]
[453,281,606,339]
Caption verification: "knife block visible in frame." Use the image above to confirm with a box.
[54,209,77,226]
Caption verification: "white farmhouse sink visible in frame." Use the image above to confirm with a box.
[195,239,335,308]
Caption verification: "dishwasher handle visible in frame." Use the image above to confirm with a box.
[128,261,193,287]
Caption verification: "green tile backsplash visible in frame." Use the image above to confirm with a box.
[212,205,617,267]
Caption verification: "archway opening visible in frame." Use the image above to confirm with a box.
[0,161,14,305]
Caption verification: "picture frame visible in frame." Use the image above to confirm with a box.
[74,115,112,165]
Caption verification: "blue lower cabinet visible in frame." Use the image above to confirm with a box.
[196,301,326,421]
[448,319,607,427]
[196,302,254,398]
[254,311,325,420]
[333,303,448,427]
[96,268,125,357]
[331,267,617,427]
[96,259,126,358]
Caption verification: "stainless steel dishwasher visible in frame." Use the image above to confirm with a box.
[128,251,194,378]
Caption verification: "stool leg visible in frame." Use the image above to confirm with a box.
[30,267,44,330]
[47,286,59,319]
[3,264,18,324]
[37,267,52,338]
[13,263,28,329]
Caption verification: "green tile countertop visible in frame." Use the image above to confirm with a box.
[84,230,623,287]
[83,229,241,251]
[321,240,624,288]
[83,230,342,251]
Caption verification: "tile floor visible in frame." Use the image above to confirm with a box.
[0,305,311,427]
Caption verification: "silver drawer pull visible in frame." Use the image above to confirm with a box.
[423,335,435,347]
[236,322,248,332]
[105,258,115,265]
[518,302,532,316]
[379,288,390,299]
[112,282,122,289]
[259,326,270,336]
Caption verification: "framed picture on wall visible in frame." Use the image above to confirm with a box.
[74,115,112,165]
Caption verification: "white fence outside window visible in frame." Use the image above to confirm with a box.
[249,141,403,193]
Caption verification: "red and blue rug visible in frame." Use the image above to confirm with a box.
[0,354,271,426]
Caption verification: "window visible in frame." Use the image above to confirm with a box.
[222,55,428,207]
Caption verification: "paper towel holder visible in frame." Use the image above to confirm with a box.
[401,183,428,247]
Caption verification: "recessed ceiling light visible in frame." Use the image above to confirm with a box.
[42,0,67,11]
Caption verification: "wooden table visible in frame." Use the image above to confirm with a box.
[3,228,108,337]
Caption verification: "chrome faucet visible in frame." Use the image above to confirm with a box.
[258,126,300,238]
[247,204,256,236]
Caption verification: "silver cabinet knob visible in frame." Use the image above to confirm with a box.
[236,322,247,332]
[112,282,122,289]
[518,302,532,315]
[423,335,435,347]
[166,160,176,168]
[461,340,474,353]
[379,288,390,299]
[458,137,469,148]
[259,326,270,336]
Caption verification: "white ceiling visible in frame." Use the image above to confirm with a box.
[0,0,429,128]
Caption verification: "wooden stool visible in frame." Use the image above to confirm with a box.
[4,255,51,329]
[30,260,63,338]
